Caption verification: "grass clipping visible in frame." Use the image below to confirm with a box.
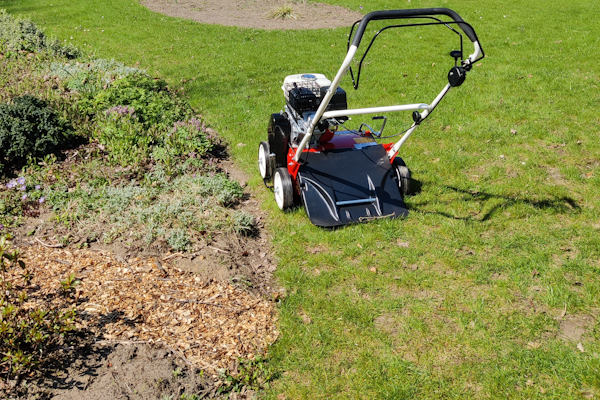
[18,245,279,376]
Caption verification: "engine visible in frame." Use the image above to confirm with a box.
[281,74,347,145]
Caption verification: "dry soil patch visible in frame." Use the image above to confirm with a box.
[142,0,363,30]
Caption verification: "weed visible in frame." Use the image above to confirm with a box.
[80,73,190,129]
[151,118,213,174]
[268,6,296,20]
[95,111,152,165]
[60,272,80,294]
[232,211,257,237]
[219,356,278,394]
[167,229,190,252]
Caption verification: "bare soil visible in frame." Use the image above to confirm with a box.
[21,342,214,400]
[141,0,363,30]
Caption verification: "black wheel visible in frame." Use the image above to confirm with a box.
[271,125,290,168]
[268,114,291,169]
[258,141,273,180]
[273,167,294,210]
[393,157,414,196]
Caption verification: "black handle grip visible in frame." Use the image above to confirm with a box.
[351,8,478,47]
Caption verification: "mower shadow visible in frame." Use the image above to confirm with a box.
[409,184,580,222]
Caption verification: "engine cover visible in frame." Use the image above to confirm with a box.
[287,87,318,115]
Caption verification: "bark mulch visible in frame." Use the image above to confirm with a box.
[18,244,279,377]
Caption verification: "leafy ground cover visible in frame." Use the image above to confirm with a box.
[1,0,600,399]
[0,12,258,254]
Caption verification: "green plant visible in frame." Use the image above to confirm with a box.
[219,356,278,394]
[167,229,190,252]
[0,9,79,57]
[49,58,143,95]
[189,174,244,207]
[60,272,80,294]
[0,95,75,175]
[0,9,45,52]
[80,73,190,129]
[232,211,257,237]
[0,176,45,231]
[151,118,213,174]
[268,6,295,20]
[95,109,152,165]
[0,236,76,378]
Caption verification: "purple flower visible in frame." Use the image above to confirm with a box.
[171,118,203,134]
[21,194,28,201]
[35,184,41,190]
[0,224,4,231]
[6,180,16,189]
[16,177,25,185]
[107,105,135,117]
[39,196,45,204]
[19,185,26,191]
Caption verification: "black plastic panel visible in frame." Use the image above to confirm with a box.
[297,145,408,227]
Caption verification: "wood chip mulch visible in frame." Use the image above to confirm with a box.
[17,245,279,376]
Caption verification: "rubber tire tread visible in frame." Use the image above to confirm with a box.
[393,158,413,196]
[274,167,294,210]
[258,141,272,180]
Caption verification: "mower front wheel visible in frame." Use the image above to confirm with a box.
[273,167,295,210]
[393,158,415,196]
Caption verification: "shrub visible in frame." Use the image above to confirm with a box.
[0,10,44,52]
[0,95,75,175]
[0,10,79,58]
[0,236,76,378]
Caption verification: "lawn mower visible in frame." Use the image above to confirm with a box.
[258,8,484,227]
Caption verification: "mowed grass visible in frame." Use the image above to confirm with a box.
[2,0,599,398]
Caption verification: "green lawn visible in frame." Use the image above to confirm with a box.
[2,0,599,398]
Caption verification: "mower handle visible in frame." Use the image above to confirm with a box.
[351,8,479,47]
[293,8,484,163]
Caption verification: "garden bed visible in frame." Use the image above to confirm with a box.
[0,10,280,399]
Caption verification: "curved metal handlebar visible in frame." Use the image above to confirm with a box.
[293,8,484,163]
[350,8,479,47]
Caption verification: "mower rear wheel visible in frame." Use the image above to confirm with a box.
[393,158,414,196]
[258,141,273,180]
[273,167,294,210]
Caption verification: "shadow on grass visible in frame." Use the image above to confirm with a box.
[411,184,580,222]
